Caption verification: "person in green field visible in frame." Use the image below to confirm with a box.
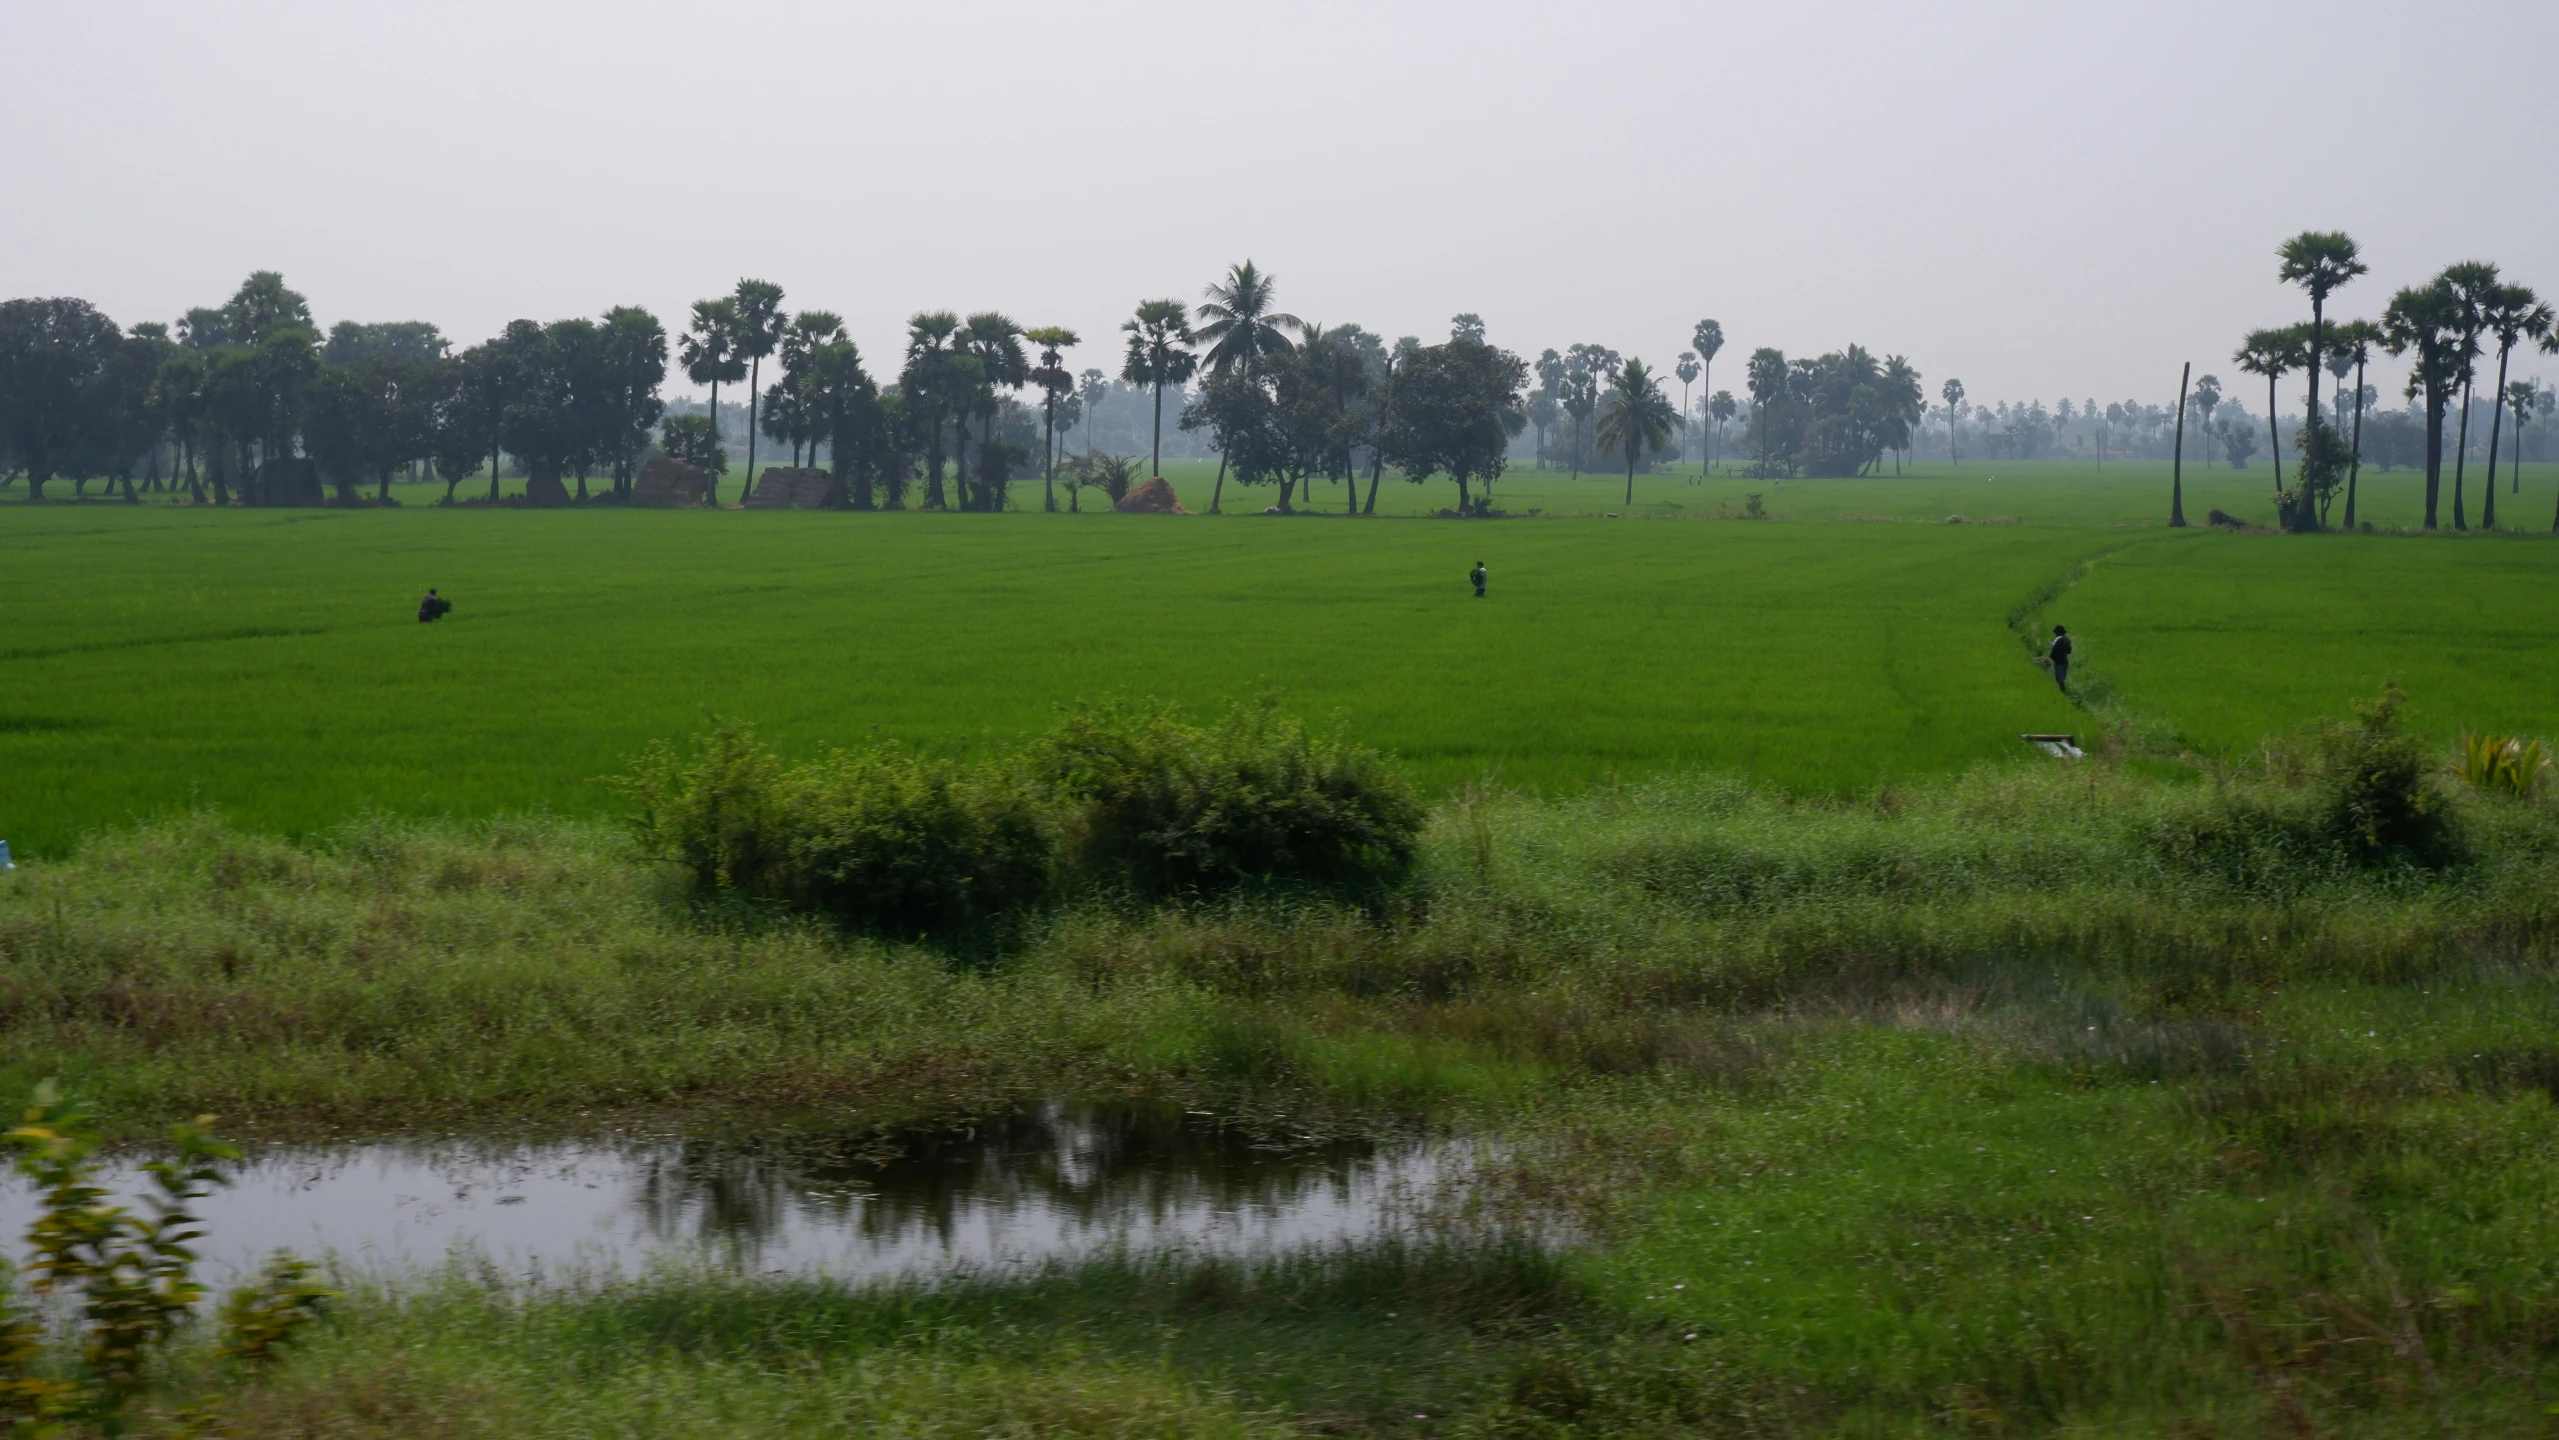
[1470,560,1487,598]
[2048,624,2072,692]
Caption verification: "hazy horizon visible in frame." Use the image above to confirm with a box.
[9,0,2555,411]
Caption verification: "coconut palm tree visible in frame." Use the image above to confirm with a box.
[1597,358,1679,507]
[678,298,745,503]
[2380,278,2470,530]
[1192,262,1299,513]
[1025,326,1079,512]
[2476,285,2551,530]
[1119,300,1196,479]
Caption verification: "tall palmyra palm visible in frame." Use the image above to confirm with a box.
[2380,279,2469,530]
[902,310,964,509]
[2439,261,2501,529]
[1596,358,1680,507]
[1120,299,1197,478]
[1692,321,1724,469]
[730,279,785,501]
[2475,285,2551,529]
[2275,231,2366,429]
[2328,320,2379,529]
[1674,353,1700,467]
[678,298,745,503]
[959,312,1027,510]
[1024,326,1079,512]
[2234,326,2307,496]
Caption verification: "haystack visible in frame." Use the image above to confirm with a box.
[632,458,710,507]
[743,467,836,508]
[1114,476,1189,514]
[524,470,572,506]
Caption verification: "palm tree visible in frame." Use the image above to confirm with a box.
[2234,326,2307,500]
[2329,321,2378,529]
[2380,279,2469,530]
[1192,261,1299,513]
[2439,261,2500,529]
[1674,352,1700,470]
[728,280,785,502]
[1941,378,1964,462]
[1746,347,1789,478]
[2189,375,2221,467]
[901,311,963,510]
[1119,300,1196,480]
[678,298,744,504]
[2275,232,2366,431]
[1024,326,1079,512]
[958,312,1026,511]
[2476,284,2551,530]
[2507,379,2540,502]
[774,311,846,467]
[2170,362,2191,527]
[1691,320,1724,467]
[1560,368,1597,481]
[1882,355,1922,474]
[1709,391,1736,469]
[1077,369,1106,455]
[1597,359,1679,507]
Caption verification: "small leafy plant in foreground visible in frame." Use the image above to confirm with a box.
[2455,731,2550,798]
[0,1084,330,1435]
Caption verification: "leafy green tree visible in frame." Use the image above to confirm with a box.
[1941,377,1965,462]
[1378,336,1527,514]
[323,321,448,366]
[599,306,668,497]
[769,310,846,468]
[729,279,785,501]
[1882,355,1923,472]
[801,339,884,508]
[1691,319,1724,467]
[1283,323,1374,513]
[1529,348,1564,466]
[1597,358,1680,505]
[2380,277,2471,529]
[658,413,727,478]
[1025,326,1080,512]
[678,298,744,503]
[2475,284,2551,529]
[1119,299,1196,479]
[1448,313,1486,343]
[430,345,501,505]
[1180,368,1288,506]
[0,298,130,501]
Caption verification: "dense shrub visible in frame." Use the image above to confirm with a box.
[1031,699,1427,900]
[612,723,1052,942]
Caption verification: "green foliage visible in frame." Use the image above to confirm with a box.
[1031,699,1426,900]
[612,722,1052,943]
[0,1085,330,1432]
[2455,731,2550,798]
[2318,683,2461,865]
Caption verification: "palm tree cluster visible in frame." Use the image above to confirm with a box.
[1736,345,1925,479]
[2248,232,2556,532]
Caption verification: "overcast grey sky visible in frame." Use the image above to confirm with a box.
[8,0,2553,408]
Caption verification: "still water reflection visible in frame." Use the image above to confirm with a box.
[0,1102,1459,1285]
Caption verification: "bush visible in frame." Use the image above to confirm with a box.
[2320,683,2461,866]
[612,722,1052,943]
[1032,699,1427,900]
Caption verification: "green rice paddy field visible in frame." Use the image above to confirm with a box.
[3,460,2555,856]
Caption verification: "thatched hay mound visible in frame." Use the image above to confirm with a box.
[744,467,836,509]
[633,458,710,507]
[1114,476,1189,514]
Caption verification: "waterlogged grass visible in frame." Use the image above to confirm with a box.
[8,747,2559,1432]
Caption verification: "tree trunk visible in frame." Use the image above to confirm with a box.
[704,381,722,505]
[2452,377,2473,529]
[2482,342,2512,530]
[2265,372,2283,496]
[2423,386,2443,530]
[952,416,972,511]
[2305,299,2324,432]
[1043,400,1057,513]
[1624,452,1636,507]
[1210,454,1227,514]
[740,357,761,503]
[2344,357,2366,529]
[2170,361,2189,527]
[1365,449,1384,514]
[1150,379,1164,477]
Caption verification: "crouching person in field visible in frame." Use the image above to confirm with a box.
[418,588,453,623]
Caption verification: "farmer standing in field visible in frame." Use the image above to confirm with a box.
[2048,624,2073,693]
[1470,560,1487,598]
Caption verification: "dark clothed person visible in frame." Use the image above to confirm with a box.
[418,589,453,623]
[2048,626,2073,692]
[1470,562,1487,598]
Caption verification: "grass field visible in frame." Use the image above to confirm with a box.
[5,465,2557,857]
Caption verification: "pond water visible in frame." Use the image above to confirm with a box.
[0,1102,1463,1285]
